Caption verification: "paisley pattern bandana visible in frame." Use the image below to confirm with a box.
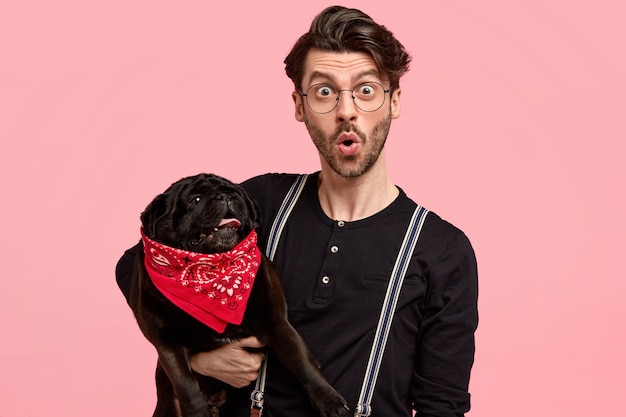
[141,228,261,333]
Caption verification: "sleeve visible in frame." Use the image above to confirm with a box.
[412,232,479,417]
[115,242,141,304]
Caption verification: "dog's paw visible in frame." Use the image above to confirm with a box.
[177,399,221,417]
[311,390,350,417]
[179,408,219,417]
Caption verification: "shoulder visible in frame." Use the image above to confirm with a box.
[398,191,475,261]
[419,211,478,296]
[424,211,473,250]
[399,199,479,307]
[240,173,315,233]
[240,173,308,202]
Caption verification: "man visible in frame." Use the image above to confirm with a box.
[117,6,478,416]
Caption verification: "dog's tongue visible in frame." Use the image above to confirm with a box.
[218,218,241,229]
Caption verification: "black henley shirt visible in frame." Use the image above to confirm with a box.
[116,171,478,417]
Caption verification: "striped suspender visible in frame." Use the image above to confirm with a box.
[250,174,308,417]
[354,205,429,417]
[265,174,309,262]
[250,174,429,417]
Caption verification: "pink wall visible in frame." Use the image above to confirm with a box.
[1,1,624,416]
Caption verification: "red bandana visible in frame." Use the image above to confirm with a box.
[141,228,261,333]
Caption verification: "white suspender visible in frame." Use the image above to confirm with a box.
[250,174,309,417]
[354,205,428,417]
[250,175,429,417]
[265,174,309,262]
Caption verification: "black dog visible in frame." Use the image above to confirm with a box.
[129,173,348,417]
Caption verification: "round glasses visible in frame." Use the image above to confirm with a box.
[299,82,390,114]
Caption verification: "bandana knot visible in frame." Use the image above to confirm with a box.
[141,228,261,333]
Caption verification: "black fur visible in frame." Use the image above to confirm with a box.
[129,173,349,417]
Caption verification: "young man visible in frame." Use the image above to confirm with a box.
[117,6,478,416]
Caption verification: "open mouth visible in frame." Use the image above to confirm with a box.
[337,131,359,144]
[215,218,241,231]
[189,218,242,248]
[336,132,360,156]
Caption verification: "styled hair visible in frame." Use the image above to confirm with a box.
[284,6,411,92]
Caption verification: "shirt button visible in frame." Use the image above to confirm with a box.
[321,276,330,284]
[337,220,345,227]
[330,245,339,253]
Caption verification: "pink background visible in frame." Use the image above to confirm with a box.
[1,1,624,416]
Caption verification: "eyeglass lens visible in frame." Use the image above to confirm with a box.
[304,82,388,113]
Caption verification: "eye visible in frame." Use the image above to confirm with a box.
[315,85,335,98]
[356,84,376,97]
[193,196,202,203]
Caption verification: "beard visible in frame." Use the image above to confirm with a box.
[304,112,392,178]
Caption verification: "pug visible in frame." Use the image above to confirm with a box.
[128,173,348,417]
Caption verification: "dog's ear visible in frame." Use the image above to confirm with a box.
[242,188,262,230]
[140,193,169,238]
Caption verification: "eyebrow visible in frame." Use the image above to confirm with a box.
[308,70,336,85]
[352,69,382,83]
[307,69,383,86]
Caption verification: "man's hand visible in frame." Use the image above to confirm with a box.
[190,336,266,388]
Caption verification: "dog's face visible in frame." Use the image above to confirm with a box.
[141,173,260,253]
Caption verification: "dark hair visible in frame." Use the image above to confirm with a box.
[284,6,411,92]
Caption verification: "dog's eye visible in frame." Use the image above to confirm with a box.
[193,196,202,203]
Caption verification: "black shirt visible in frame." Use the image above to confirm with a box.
[116,172,478,417]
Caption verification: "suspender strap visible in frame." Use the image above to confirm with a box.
[250,174,308,416]
[249,174,429,417]
[354,205,429,417]
[266,174,308,262]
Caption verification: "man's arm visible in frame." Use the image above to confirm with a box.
[412,232,479,416]
[114,246,264,387]
[190,337,266,388]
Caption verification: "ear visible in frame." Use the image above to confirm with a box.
[140,193,169,238]
[293,90,305,122]
[390,87,401,119]
[242,189,262,230]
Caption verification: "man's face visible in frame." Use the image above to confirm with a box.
[293,49,401,178]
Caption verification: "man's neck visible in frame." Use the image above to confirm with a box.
[317,158,399,222]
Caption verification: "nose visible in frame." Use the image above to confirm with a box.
[335,90,357,122]
[215,193,231,201]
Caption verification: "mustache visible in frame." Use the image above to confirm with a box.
[334,123,366,141]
